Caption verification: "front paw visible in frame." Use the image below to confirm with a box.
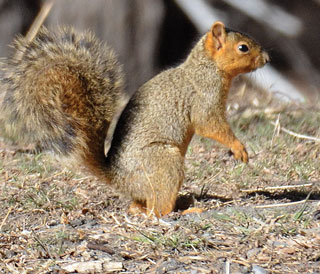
[230,140,248,163]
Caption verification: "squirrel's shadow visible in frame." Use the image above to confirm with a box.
[175,193,232,211]
[175,189,320,211]
[246,190,320,201]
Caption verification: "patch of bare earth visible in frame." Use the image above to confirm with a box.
[1,91,320,273]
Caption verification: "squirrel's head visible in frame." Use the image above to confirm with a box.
[205,21,269,78]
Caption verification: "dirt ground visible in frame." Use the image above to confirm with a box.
[1,91,320,273]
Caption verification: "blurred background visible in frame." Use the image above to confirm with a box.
[0,0,319,102]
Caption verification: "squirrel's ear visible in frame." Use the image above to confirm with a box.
[210,21,226,50]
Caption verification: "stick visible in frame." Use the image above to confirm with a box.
[0,207,12,230]
[14,0,54,60]
[270,121,320,142]
[242,183,314,193]
[87,242,115,255]
[270,113,281,146]
[254,199,313,209]
[31,229,53,259]
[25,0,55,43]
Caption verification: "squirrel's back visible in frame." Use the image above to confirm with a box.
[0,26,124,179]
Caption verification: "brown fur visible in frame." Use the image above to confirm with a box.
[0,26,124,181]
[106,22,269,216]
[0,22,269,217]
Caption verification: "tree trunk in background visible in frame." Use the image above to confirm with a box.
[0,0,164,95]
[48,0,164,95]
[1,0,320,99]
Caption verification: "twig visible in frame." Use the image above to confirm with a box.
[270,121,320,142]
[254,199,313,209]
[225,260,230,274]
[0,207,12,230]
[41,170,66,183]
[87,242,115,255]
[242,182,314,193]
[270,113,281,146]
[25,0,55,43]
[230,259,251,267]
[110,213,121,226]
[4,264,20,274]
[294,190,312,220]
[14,0,54,60]
[145,257,157,265]
[31,229,53,259]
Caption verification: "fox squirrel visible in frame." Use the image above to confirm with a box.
[0,22,269,217]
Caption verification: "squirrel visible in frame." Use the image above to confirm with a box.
[0,22,269,217]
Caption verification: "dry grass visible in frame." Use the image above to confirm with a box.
[1,90,320,273]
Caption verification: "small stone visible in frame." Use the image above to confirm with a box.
[252,264,268,274]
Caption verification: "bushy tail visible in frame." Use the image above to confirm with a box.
[0,26,124,181]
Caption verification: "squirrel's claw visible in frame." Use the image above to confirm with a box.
[230,141,249,163]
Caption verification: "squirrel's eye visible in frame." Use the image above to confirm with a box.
[238,44,249,53]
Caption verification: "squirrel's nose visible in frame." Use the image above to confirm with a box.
[262,51,270,63]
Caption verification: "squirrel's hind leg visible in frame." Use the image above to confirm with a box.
[128,146,184,217]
